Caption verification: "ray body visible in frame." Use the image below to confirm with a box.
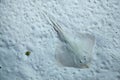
[42,11,95,68]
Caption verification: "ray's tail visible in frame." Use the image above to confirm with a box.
[41,10,66,42]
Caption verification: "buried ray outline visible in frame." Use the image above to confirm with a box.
[41,11,96,68]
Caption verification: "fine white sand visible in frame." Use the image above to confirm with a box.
[0,0,120,80]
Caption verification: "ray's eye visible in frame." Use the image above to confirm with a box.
[79,59,82,63]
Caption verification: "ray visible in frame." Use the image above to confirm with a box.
[41,11,96,68]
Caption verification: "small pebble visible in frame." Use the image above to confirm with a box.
[25,51,31,56]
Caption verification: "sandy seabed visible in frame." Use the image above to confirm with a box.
[0,0,120,80]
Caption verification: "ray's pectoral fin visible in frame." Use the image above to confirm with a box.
[55,43,76,67]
